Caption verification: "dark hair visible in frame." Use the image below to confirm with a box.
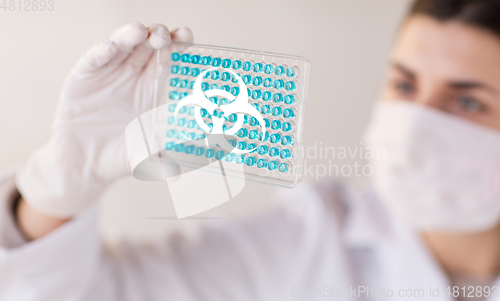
[409,0,500,37]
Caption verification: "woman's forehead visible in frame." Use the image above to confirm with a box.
[391,15,500,85]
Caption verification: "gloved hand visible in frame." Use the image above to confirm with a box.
[16,23,193,218]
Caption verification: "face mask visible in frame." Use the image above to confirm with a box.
[362,101,500,233]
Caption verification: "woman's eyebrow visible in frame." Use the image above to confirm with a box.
[392,62,415,79]
[448,81,498,94]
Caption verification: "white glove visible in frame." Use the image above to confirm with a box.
[16,23,193,218]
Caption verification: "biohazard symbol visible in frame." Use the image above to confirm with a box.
[174,67,266,154]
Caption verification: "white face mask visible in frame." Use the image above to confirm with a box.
[362,101,500,233]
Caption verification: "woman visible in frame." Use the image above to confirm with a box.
[2,0,500,300]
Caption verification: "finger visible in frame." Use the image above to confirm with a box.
[110,22,149,52]
[126,40,154,69]
[106,22,150,69]
[154,27,194,67]
[171,27,194,43]
[125,24,172,69]
[148,24,172,50]
[73,40,119,74]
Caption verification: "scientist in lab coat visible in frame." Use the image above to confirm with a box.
[3,0,500,300]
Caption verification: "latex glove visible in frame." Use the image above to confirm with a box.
[16,23,193,218]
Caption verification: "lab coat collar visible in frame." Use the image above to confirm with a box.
[339,180,454,300]
[341,183,500,300]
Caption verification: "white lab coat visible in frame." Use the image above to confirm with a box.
[0,167,499,301]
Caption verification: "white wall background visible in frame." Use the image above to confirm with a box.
[0,0,411,240]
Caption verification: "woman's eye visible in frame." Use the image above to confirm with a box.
[456,95,485,113]
[393,79,415,95]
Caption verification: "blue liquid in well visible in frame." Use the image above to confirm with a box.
[281,135,294,146]
[284,108,295,118]
[252,89,262,100]
[272,106,282,117]
[242,75,251,84]
[270,133,281,144]
[237,141,247,150]
[225,153,235,162]
[249,117,258,126]
[222,59,232,68]
[190,68,200,77]
[245,156,257,166]
[180,79,188,88]
[175,143,185,152]
[252,76,263,86]
[171,65,180,74]
[231,86,240,96]
[279,163,290,173]
[263,91,272,101]
[168,91,179,100]
[271,120,281,130]
[222,72,231,81]
[195,147,205,156]
[236,155,245,164]
[264,64,274,74]
[202,56,212,65]
[166,129,175,137]
[261,105,271,115]
[268,160,278,170]
[247,143,257,153]
[249,130,259,140]
[237,128,248,138]
[181,53,191,63]
[284,94,295,104]
[191,55,201,64]
[205,149,214,158]
[215,151,225,160]
[232,60,242,70]
[185,145,195,154]
[168,103,177,112]
[273,93,283,103]
[211,70,220,80]
[259,132,270,142]
[171,52,181,61]
[257,159,268,168]
[275,66,285,76]
[228,113,237,123]
[180,67,189,76]
[285,81,296,91]
[243,61,252,71]
[274,79,284,89]
[258,145,269,155]
[165,142,175,150]
[211,57,221,67]
[253,63,263,73]
[269,147,279,157]
[177,118,186,127]
[280,149,292,159]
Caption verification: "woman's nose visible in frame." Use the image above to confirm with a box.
[414,89,449,112]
